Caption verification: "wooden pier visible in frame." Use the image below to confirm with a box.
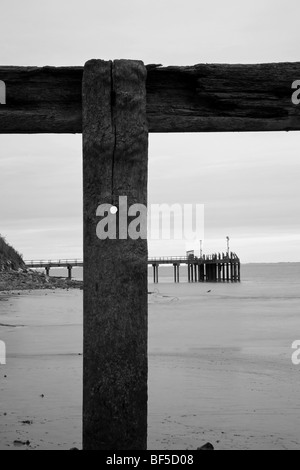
[25,252,241,283]
[149,252,240,283]
[25,259,82,280]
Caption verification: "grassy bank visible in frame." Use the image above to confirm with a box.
[0,235,24,272]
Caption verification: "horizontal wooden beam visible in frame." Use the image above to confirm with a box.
[0,62,299,133]
[0,66,83,133]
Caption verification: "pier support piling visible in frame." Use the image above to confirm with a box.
[200,264,205,282]
[82,59,148,450]
[194,264,198,282]
[67,265,72,280]
[232,264,235,282]
[173,264,180,283]
[152,264,157,283]
[155,264,159,283]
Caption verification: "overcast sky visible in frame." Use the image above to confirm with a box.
[0,0,300,263]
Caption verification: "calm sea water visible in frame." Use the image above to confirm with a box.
[1,263,300,450]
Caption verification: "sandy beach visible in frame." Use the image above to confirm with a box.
[1,264,300,450]
[0,290,82,450]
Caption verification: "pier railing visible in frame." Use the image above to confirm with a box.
[25,259,83,267]
[25,253,240,268]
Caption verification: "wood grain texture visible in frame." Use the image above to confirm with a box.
[0,62,300,133]
[82,59,148,450]
[0,66,82,133]
[147,63,300,132]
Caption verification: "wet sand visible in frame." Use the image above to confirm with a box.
[1,272,300,450]
[0,290,82,450]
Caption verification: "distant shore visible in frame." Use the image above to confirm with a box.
[0,270,83,292]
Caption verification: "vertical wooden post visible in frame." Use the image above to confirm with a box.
[174,264,179,283]
[232,263,235,282]
[225,263,228,282]
[82,59,148,450]
[67,265,72,280]
[200,264,204,282]
[207,264,210,282]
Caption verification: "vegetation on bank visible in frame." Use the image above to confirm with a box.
[0,235,82,291]
[0,235,25,271]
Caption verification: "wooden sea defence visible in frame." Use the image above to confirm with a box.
[1,58,299,450]
[82,60,148,450]
[0,62,300,133]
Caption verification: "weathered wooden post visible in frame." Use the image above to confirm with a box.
[82,59,148,450]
